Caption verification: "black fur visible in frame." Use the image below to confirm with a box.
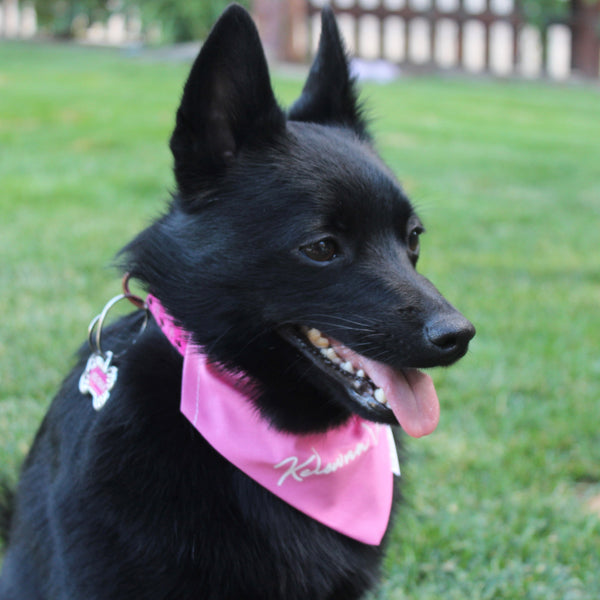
[0,5,474,599]
[0,480,13,546]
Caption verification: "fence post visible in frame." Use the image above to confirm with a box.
[252,0,307,62]
[570,0,600,77]
[2,0,19,37]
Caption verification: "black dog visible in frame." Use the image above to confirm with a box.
[0,5,474,599]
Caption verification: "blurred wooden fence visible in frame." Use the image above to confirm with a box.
[0,0,36,38]
[2,0,598,78]
[254,0,600,79]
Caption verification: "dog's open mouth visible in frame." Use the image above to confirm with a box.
[280,326,440,438]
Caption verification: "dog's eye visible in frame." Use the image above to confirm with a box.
[300,239,339,263]
[408,227,423,254]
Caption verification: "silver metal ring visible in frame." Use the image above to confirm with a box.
[87,293,149,358]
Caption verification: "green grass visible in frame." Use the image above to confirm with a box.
[1,41,600,597]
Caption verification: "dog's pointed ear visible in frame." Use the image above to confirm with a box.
[170,5,285,197]
[288,7,368,138]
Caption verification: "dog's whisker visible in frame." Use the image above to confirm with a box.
[298,314,380,328]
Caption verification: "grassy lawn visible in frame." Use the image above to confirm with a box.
[1,41,599,598]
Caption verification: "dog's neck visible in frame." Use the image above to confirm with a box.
[146,294,399,545]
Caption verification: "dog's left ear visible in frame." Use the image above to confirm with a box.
[288,7,368,139]
[170,5,285,198]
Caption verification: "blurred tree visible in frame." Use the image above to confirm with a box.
[34,0,109,38]
[524,0,600,23]
[521,0,570,26]
[128,0,250,42]
[33,0,250,41]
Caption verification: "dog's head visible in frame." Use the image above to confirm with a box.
[123,6,475,436]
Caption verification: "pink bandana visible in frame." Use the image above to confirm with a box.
[147,295,399,545]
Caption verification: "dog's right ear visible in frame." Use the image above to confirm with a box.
[170,5,285,198]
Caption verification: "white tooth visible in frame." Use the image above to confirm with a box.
[324,348,341,364]
[307,328,329,349]
[353,381,362,389]
[356,369,365,379]
[307,328,322,343]
[374,388,387,405]
[341,361,354,374]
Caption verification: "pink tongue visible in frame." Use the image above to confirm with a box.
[332,343,440,438]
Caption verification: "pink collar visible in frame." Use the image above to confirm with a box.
[147,295,399,545]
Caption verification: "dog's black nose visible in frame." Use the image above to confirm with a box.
[425,314,475,360]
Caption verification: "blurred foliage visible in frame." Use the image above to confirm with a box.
[520,0,570,27]
[33,0,250,42]
[125,0,250,42]
[35,0,110,37]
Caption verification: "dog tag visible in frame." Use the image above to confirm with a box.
[79,351,118,411]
